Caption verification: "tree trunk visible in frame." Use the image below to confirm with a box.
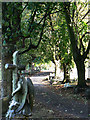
[62,63,70,83]
[54,60,60,79]
[63,4,86,87]
[1,46,12,97]
[63,63,66,80]
[55,62,58,79]
[76,59,86,87]
[1,3,22,97]
[53,46,60,79]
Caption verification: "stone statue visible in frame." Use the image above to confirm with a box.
[5,51,34,119]
[6,75,34,118]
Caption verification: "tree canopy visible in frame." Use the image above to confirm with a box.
[2,2,90,98]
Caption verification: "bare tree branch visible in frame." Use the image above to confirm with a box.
[79,36,85,53]
[80,10,90,22]
[49,14,54,31]
[78,21,90,33]
[21,3,28,14]
[19,21,46,55]
[79,32,90,53]
[63,2,80,55]
[28,9,37,32]
[34,15,46,48]
[72,2,76,20]
[78,3,87,14]
[19,5,51,55]
[37,9,63,26]
[83,40,90,60]
[80,32,90,41]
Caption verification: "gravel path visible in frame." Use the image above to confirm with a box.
[30,71,89,119]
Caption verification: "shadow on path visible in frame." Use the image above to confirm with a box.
[30,71,89,119]
[32,71,53,77]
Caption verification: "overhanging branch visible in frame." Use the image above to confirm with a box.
[63,3,79,56]
[80,10,90,22]
[19,6,50,55]
[78,21,90,33]
[28,9,37,32]
[49,14,54,31]
[79,32,90,53]
[83,40,90,60]
[21,3,28,14]
[80,32,90,41]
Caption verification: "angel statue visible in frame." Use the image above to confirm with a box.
[6,75,34,119]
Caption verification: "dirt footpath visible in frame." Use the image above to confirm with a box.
[29,71,90,119]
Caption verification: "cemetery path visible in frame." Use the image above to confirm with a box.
[30,71,89,119]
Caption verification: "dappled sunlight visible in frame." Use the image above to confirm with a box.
[30,75,49,86]
[1,2,90,119]
[32,71,89,118]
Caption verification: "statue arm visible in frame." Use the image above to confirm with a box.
[12,81,21,97]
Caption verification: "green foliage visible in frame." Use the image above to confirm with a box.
[2,2,89,72]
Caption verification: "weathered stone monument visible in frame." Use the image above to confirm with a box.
[5,51,34,119]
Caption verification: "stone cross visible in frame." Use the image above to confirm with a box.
[5,51,25,101]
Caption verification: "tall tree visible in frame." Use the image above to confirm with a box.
[2,2,57,97]
[63,2,90,87]
[46,10,73,80]
[2,3,22,97]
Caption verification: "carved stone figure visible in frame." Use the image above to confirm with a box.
[5,51,34,119]
[6,75,34,118]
